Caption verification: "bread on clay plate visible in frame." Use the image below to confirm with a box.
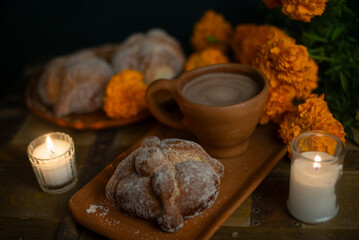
[37,28,184,118]
[105,136,224,232]
[37,50,114,117]
[111,28,185,85]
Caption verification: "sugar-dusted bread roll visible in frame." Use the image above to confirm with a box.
[38,50,114,117]
[112,29,185,85]
[106,136,224,232]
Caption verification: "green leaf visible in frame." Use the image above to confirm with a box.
[335,98,342,109]
[333,65,342,71]
[206,36,221,44]
[303,32,328,43]
[348,36,356,42]
[308,47,324,54]
[330,25,346,41]
[310,55,335,62]
[340,72,348,93]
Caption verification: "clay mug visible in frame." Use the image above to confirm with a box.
[146,63,269,159]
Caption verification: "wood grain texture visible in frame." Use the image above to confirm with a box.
[212,227,359,240]
[223,197,252,227]
[0,217,60,240]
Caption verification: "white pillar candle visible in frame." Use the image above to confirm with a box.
[28,132,77,194]
[287,151,340,223]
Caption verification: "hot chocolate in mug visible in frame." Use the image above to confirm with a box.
[146,63,269,159]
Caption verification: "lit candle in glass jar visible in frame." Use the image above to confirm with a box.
[287,131,345,224]
[27,132,77,194]
[287,151,340,223]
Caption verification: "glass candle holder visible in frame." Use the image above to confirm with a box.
[27,132,77,194]
[287,131,345,224]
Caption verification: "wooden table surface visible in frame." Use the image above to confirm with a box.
[1,71,358,240]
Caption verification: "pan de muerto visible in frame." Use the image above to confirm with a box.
[106,136,224,232]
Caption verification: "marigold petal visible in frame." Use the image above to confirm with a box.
[279,94,346,154]
[185,48,229,71]
[103,70,147,119]
[280,0,328,22]
[191,10,233,52]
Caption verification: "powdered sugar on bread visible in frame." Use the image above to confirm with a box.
[105,136,224,232]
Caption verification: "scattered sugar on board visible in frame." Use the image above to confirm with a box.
[104,218,121,226]
[85,201,121,226]
[86,204,108,215]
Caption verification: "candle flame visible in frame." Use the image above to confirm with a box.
[46,136,55,155]
[313,155,321,170]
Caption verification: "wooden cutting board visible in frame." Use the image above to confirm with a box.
[69,122,287,240]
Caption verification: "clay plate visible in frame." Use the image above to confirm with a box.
[69,122,286,239]
[25,74,151,130]
[25,43,152,130]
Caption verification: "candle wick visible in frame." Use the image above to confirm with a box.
[313,162,321,170]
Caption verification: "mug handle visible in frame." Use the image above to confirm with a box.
[146,79,185,129]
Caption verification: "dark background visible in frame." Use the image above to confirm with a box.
[0,0,266,97]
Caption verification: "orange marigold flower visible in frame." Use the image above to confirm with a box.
[231,24,319,124]
[279,94,346,153]
[230,24,290,64]
[263,0,329,22]
[252,36,318,123]
[281,0,328,22]
[295,58,318,99]
[185,48,229,71]
[254,37,318,99]
[103,70,147,119]
[191,10,233,52]
[260,84,296,125]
